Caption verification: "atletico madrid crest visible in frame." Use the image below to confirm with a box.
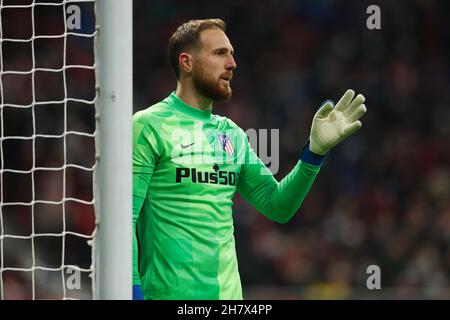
[217,133,235,156]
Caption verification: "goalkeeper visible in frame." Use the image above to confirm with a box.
[133,19,367,300]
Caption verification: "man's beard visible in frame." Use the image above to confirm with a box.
[192,68,232,102]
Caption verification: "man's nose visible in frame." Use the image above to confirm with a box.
[226,55,237,70]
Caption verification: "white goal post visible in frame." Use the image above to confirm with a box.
[0,0,132,300]
[94,0,132,300]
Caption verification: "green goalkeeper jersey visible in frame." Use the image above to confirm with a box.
[133,92,323,300]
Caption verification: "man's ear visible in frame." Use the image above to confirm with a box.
[179,52,193,74]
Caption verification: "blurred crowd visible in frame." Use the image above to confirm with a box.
[134,0,450,299]
[1,0,96,299]
[1,0,449,299]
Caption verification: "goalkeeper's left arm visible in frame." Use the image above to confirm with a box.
[237,89,366,223]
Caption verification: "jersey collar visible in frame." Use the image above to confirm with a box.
[168,92,212,120]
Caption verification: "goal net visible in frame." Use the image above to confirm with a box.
[0,0,132,300]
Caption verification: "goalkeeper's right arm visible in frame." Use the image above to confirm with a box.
[132,116,158,300]
[133,283,144,300]
[132,186,146,300]
[132,174,151,300]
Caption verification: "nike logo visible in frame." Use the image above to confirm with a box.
[181,142,195,149]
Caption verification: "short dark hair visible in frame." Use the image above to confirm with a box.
[167,19,226,80]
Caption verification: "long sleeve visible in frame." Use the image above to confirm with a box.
[237,140,323,224]
[132,119,159,285]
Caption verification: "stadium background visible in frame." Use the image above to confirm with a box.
[2,0,450,299]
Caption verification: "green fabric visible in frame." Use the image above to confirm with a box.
[133,92,322,299]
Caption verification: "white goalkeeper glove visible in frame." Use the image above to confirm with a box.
[309,89,367,155]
